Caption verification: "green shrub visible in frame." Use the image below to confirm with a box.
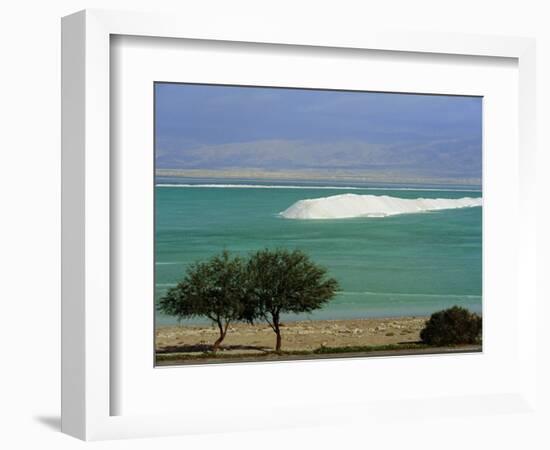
[420,306,482,346]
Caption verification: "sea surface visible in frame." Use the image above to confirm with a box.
[155,178,482,325]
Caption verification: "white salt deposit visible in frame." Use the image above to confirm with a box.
[280,194,482,219]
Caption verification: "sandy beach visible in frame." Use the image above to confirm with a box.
[156,316,482,365]
[155,316,440,363]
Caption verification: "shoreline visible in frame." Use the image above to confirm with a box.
[156,316,429,352]
[155,316,482,365]
[154,169,481,188]
[156,306,483,327]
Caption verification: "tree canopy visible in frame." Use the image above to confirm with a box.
[158,251,248,351]
[159,248,339,353]
[244,248,339,352]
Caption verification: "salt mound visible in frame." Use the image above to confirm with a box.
[280,193,482,219]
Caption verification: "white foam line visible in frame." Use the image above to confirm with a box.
[155,183,481,192]
[154,284,481,299]
[339,291,481,298]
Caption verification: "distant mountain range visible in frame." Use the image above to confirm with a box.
[155,138,481,186]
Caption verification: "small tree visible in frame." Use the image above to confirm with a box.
[420,306,482,346]
[158,251,248,352]
[244,249,339,352]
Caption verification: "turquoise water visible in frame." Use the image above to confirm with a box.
[155,182,482,325]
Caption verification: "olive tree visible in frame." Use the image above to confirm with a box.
[158,251,248,352]
[244,249,339,352]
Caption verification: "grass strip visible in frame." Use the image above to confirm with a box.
[155,342,442,362]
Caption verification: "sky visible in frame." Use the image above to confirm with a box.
[155,83,482,184]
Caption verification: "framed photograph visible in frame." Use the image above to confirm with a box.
[153,82,484,367]
[61,9,537,441]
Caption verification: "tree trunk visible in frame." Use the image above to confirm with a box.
[273,313,282,353]
[212,320,227,352]
[212,335,224,353]
[275,330,282,353]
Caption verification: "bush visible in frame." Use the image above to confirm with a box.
[420,306,482,346]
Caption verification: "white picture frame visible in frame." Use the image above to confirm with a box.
[61,9,537,441]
